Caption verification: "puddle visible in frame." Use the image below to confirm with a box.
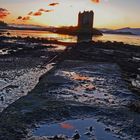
[33,118,119,140]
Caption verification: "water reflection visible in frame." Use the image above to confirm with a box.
[1,29,77,43]
[77,34,92,42]
[1,29,140,45]
[33,118,119,140]
[60,122,74,129]
[93,34,140,46]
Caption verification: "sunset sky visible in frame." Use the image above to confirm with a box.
[0,0,140,29]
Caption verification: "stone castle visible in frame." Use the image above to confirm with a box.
[78,11,94,31]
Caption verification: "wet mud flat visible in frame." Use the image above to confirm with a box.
[66,41,140,94]
[31,60,140,140]
[0,39,140,140]
[0,59,140,140]
[0,36,68,112]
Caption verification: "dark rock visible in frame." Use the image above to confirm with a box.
[105,127,111,132]
[128,101,140,113]
[72,132,80,140]
[89,126,93,132]
[53,135,59,140]
[84,132,91,135]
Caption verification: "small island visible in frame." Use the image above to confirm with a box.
[53,11,102,36]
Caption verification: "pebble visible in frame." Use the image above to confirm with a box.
[73,131,80,140]
[84,132,91,136]
[105,127,111,132]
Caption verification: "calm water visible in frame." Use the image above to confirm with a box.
[1,29,140,45]
[33,118,119,140]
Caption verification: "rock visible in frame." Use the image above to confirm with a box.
[53,135,59,140]
[89,126,93,132]
[72,132,80,140]
[7,32,10,35]
[86,126,93,132]
[84,132,91,136]
[73,95,78,99]
[131,78,140,89]
[116,122,122,126]
[128,101,140,113]
[0,95,4,102]
[105,127,111,132]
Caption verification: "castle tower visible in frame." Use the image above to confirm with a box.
[78,11,94,30]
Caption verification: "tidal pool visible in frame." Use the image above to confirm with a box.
[33,118,119,140]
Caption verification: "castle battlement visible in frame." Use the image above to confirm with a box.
[78,10,94,30]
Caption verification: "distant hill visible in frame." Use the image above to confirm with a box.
[8,25,103,36]
[100,27,140,35]
[116,28,140,35]
[9,24,45,29]
[53,27,103,36]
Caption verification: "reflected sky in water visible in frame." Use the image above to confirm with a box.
[1,29,140,46]
[94,34,140,46]
[33,118,119,140]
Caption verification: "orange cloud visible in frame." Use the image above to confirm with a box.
[0,8,10,19]
[33,11,42,16]
[91,0,100,3]
[16,8,53,21]
[32,8,53,16]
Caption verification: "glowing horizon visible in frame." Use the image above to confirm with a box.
[0,0,140,29]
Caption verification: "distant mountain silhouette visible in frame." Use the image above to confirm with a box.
[100,27,140,35]
[53,26,102,36]
[9,24,44,29]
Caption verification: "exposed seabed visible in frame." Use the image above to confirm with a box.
[0,35,140,140]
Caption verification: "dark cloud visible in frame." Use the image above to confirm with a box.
[38,8,53,12]
[22,16,30,20]
[39,8,46,12]
[0,8,10,19]
[17,15,30,21]
[28,11,33,15]
[45,10,53,12]
[17,16,22,19]
[48,3,59,6]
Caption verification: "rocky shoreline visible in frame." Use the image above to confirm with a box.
[0,36,140,140]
